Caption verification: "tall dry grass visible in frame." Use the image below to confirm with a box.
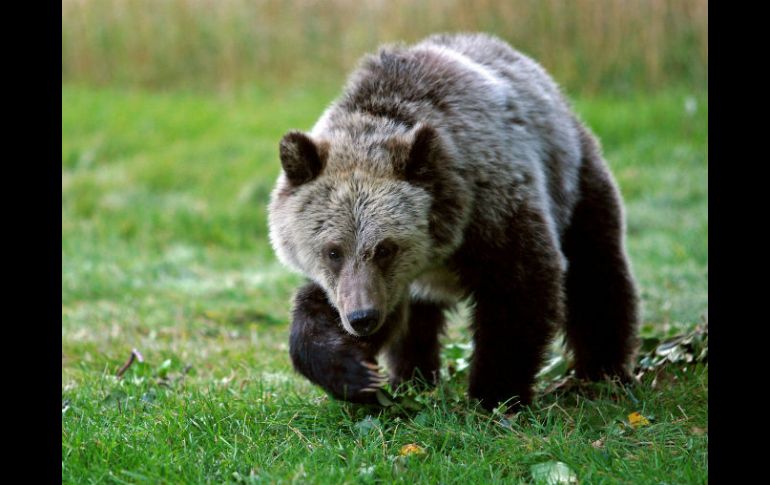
[62,0,707,94]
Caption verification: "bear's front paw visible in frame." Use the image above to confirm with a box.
[288,280,394,404]
[317,357,389,404]
[290,335,389,404]
[346,360,390,400]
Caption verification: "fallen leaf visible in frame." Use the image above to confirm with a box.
[399,443,426,457]
[628,412,651,428]
[591,438,605,449]
[635,324,708,373]
[530,461,578,485]
[691,427,707,435]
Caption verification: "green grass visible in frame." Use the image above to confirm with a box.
[62,85,707,484]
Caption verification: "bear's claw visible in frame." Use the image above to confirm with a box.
[361,361,381,371]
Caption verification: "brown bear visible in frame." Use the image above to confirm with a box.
[267,33,639,411]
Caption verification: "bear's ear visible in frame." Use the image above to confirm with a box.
[279,131,326,186]
[396,124,442,184]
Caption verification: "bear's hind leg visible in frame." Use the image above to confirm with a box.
[562,139,640,381]
[384,300,446,389]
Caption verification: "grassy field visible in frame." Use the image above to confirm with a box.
[62,83,707,483]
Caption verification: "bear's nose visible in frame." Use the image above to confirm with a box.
[347,309,380,335]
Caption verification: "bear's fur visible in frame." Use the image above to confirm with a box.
[268,33,639,410]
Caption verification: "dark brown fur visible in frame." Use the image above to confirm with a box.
[290,283,448,400]
[289,283,392,404]
[276,34,639,412]
[384,300,447,388]
[561,126,639,380]
[288,125,638,411]
[449,202,565,408]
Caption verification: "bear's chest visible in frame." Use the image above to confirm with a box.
[409,266,466,305]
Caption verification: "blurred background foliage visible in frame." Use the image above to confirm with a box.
[62,0,707,96]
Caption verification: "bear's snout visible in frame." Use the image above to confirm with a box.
[337,261,387,336]
[346,309,381,335]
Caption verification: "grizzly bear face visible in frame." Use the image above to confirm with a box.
[268,126,440,336]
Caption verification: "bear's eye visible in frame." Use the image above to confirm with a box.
[326,247,343,262]
[374,241,398,262]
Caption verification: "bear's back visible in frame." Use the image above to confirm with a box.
[325,33,585,240]
[415,34,584,235]
[336,35,510,131]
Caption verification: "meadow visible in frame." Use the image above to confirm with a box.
[62,84,707,483]
[62,1,707,483]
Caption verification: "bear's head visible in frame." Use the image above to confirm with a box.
[268,124,454,337]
